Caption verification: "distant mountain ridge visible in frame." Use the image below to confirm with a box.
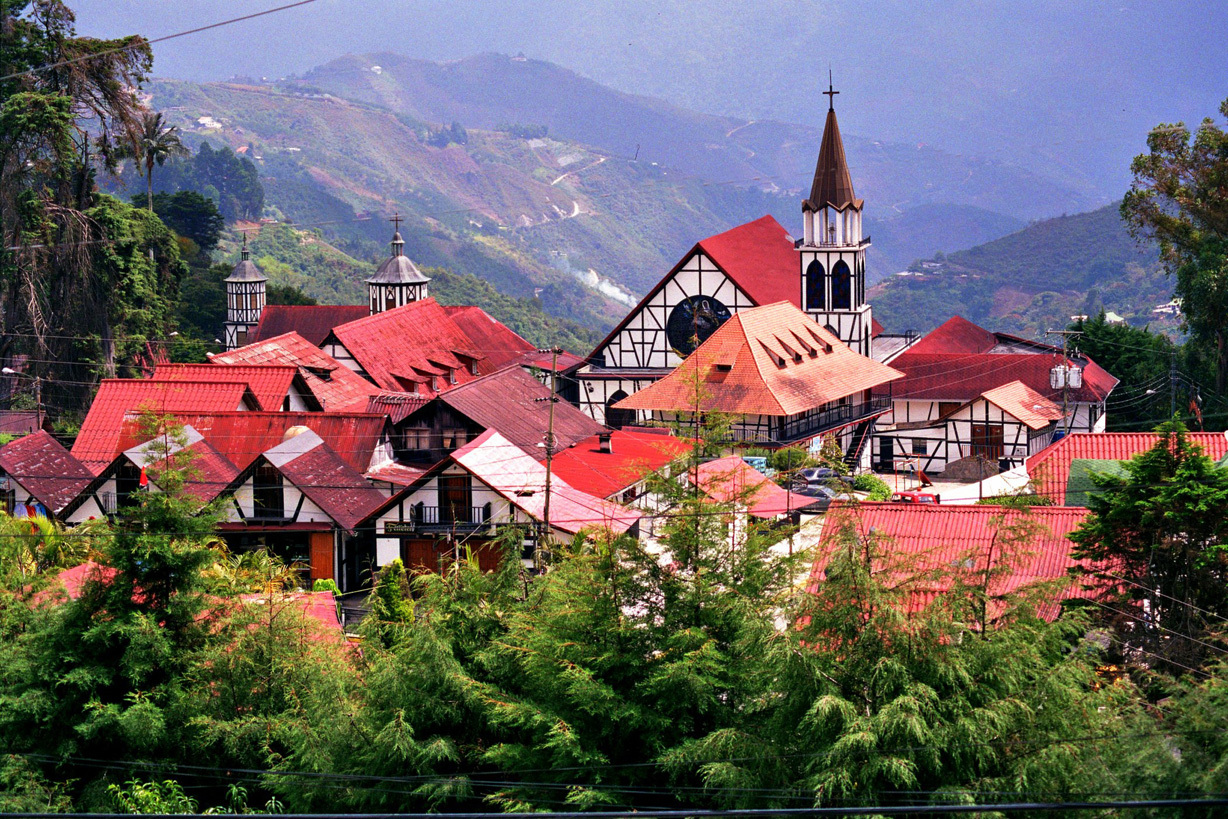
[869,204,1170,339]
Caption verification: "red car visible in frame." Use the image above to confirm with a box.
[891,490,941,505]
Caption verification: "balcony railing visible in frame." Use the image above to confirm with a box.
[724,396,891,445]
[413,503,496,533]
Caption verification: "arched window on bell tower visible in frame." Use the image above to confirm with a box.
[805,260,825,310]
[831,260,852,310]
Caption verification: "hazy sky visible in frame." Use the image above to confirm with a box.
[67,0,1228,197]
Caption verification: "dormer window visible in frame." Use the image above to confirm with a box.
[448,368,457,385]
[469,359,479,375]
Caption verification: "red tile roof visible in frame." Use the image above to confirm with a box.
[0,431,94,514]
[451,430,641,535]
[442,305,538,369]
[978,380,1064,430]
[811,503,1101,621]
[587,215,800,362]
[119,412,389,473]
[326,299,501,396]
[617,301,902,416]
[435,365,604,455]
[73,380,257,473]
[1026,431,1228,506]
[152,363,298,412]
[696,456,812,519]
[887,317,1118,404]
[252,304,369,346]
[212,332,377,411]
[550,429,691,499]
[262,430,386,533]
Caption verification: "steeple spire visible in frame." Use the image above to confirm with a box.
[367,212,430,314]
[804,81,861,214]
[823,68,839,112]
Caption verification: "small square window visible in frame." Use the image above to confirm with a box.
[911,438,929,456]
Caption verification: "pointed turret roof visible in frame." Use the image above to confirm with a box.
[367,226,430,286]
[225,235,267,283]
[803,105,862,213]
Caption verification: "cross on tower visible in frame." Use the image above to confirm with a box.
[823,69,839,111]
[389,212,403,231]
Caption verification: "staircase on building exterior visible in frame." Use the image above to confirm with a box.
[843,418,876,471]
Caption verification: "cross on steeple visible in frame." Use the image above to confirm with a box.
[389,212,403,231]
[823,69,839,112]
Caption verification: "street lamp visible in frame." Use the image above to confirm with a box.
[1,367,41,415]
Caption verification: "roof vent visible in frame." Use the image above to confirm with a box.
[599,431,613,454]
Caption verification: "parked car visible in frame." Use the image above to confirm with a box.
[793,483,855,512]
[794,466,856,488]
[891,490,941,505]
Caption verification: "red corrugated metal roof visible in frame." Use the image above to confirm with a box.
[213,332,378,411]
[885,351,1117,404]
[696,215,801,309]
[120,431,240,506]
[696,455,812,519]
[73,380,256,473]
[811,503,1100,621]
[905,316,997,355]
[152,363,298,412]
[1026,431,1228,506]
[452,430,641,535]
[365,392,429,424]
[618,301,902,416]
[442,305,538,369]
[438,366,604,456]
[118,412,388,473]
[978,380,1064,430]
[252,304,369,346]
[327,299,502,396]
[0,431,93,513]
[550,430,691,499]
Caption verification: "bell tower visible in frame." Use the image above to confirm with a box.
[223,234,267,350]
[367,213,431,315]
[798,75,872,358]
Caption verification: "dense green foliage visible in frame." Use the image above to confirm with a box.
[141,141,264,221]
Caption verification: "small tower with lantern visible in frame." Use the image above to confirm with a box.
[367,214,431,315]
[223,234,267,350]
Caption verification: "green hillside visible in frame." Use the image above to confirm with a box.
[870,204,1170,337]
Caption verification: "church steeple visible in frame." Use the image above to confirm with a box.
[367,213,430,315]
[797,75,873,358]
[223,233,267,350]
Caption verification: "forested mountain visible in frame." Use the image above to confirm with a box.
[870,204,1170,338]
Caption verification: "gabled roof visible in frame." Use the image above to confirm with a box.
[251,305,371,347]
[0,431,94,514]
[451,430,640,535]
[152,363,300,412]
[431,365,604,456]
[887,316,1118,404]
[550,429,691,499]
[119,412,389,473]
[0,411,46,435]
[976,380,1064,430]
[212,332,377,411]
[803,106,862,213]
[696,456,812,519]
[586,215,801,362]
[325,298,498,396]
[253,429,385,533]
[617,301,902,416]
[121,425,239,505]
[811,503,1100,622]
[441,305,540,369]
[73,380,258,474]
[1026,432,1228,506]
[365,392,429,424]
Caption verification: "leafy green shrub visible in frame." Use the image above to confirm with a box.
[853,473,892,501]
[312,578,340,594]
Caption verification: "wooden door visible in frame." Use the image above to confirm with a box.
[971,424,1004,461]
[438,475,472,524]
[309,532,334,582]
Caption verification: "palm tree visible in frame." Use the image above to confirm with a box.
[128,111,189,210]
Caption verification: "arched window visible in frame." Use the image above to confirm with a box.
[805,260,825,310]
[832,260,852,310]
[606,390,636,430]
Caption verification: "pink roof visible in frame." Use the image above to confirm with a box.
[550,430,691,499]
[252,304,370,346]
[73,380,256,473]
[212,332,378,411]
[452,430,641,535]
[119,412,388,473]
[978,380,1064,430]
[696,456,812,519]
[811,503,1101,621]
[1027,431,1228,505]
[441,305,538,369]
[0,431,94,513]
[618,301,902,416]
[326,299,500,396]
[365,461,428,487]
[152,363,298,412]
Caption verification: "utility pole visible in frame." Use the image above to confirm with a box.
[1170,353,1178,418]
[1045,329,1083,434]
[534,347,562,571]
